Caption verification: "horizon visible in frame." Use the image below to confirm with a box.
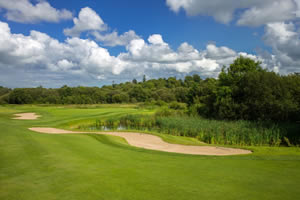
[1,73,197,89]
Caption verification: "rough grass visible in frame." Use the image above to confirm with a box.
[0,105,300,200]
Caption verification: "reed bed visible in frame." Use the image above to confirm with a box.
[81,114,299,146]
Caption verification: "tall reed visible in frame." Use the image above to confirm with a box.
[81,114,299,146]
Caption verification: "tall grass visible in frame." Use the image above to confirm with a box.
[81,114,300,146]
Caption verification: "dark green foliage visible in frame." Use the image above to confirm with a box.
[2,75,181,104]
[168,101,186,110]
[174,87,188,102]
[155,88,176,102]
[0,86,11,104]
[0,86,11,96]
[129,85,149,102]
[8,88,34,104]
[188,56,300,122]
[238,71,297,121]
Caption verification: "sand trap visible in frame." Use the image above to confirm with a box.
[29,127,252,156]
[13,113,40,120]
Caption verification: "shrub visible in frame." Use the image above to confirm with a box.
[169,101,186,110]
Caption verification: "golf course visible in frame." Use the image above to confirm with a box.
[1,104,300,200]
[1,0,300,199]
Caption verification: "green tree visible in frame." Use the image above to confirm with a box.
[132,79,137,84]
[240,71,297,121]
[9,89,33,104]
[192,74,201,83]
[129,85,148,102]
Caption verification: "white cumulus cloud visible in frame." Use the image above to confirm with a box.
[262,22,300,74]
[0,19,292,87]
[0,20,126,78]
[93,30,140,47]
[64,7,139,47]
[148,34,166,45]
[166,0,300,26]
[237,0,296,26]
[0,0,72,23]
[64,7,107,37]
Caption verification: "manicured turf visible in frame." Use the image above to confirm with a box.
[0,105,300,200]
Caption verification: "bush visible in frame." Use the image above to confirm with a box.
[169,101,186,110]
[0,93,9,104]
[155,100,167,107]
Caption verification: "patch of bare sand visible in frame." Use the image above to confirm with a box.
[13,113,40,120]
[29,127,252,156]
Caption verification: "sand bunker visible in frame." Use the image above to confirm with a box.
[29,127,252,156]
[13,113,40,120]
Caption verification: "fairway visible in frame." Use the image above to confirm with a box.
[1,105,300,200]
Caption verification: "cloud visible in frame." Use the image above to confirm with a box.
[166,0,240,23]
[119,35,260,75]
[0,20,124,77]
[166,0,300,26]
[165,0,300,74]
[206,44,236,59]
[0,19,291,88]
[92,30,140,47]
[262,22,300,74]
[237,1,296,26]
[64,7,107,37]
[296,0,300,17]
[0,20,223,86]
[148,34,166,45]
[0,0,72,23]
[64,7,139,47]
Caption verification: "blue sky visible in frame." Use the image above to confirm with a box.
[4,0,265,54]
[0,0,299,87]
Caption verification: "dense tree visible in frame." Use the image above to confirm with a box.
[192,74,201,83]
[9,89,34,104]
[0,86,11,96]
[239,71,298,121]
[0,86,11,104]
[174,87,189,103]
[155,88,176,102]
[129,85,148,102]
[200,56,300,121]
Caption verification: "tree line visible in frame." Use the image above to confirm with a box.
[1,57,299,122]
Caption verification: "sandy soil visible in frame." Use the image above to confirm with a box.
[29,127,252,156]
[13,113,40,120]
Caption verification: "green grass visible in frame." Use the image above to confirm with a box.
[0,104,300,200]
